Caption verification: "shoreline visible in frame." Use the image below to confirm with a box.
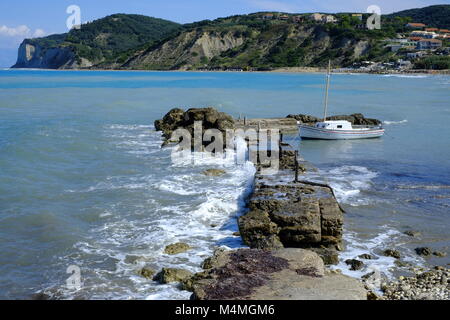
[3,67,450,76]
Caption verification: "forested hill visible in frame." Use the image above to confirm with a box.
[12,5,450,70]
[386,5,450,29]
[12,14,182,69]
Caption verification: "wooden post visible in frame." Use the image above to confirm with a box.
[294,150,299,183]
[279,133,283,160]
[244,116,247,126]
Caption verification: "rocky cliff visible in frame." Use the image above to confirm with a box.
[125,30,245,70]
[13,40,87,69]
[124,23,371,70]
[13,6,449,70]
[12,14,181,69]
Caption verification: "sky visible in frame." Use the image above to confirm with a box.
[0,0,449,67]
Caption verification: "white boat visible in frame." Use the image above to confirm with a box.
[299,61,385,140]
[299,120,385,140]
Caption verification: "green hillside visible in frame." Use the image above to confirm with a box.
[13,6,450,70]
[27,14,182,66]
[386,5,450,29]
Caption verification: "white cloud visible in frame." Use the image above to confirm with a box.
[33,29,46,38]
[0,25,46,52]
[0,25,31,37]
[0,25,46,39]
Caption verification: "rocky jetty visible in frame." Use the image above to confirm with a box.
[287,113,382,126]
[235,118,298,133]
[153,108,365,300]
[238,144,344,264]
[186,248,367,300]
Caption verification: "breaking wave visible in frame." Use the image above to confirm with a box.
[383,120,408,125]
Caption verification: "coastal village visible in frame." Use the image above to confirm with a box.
[197,12,450,73]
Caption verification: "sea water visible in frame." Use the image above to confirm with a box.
[0,70,449,299]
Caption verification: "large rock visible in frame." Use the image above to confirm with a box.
[345,259,365,271]
[383,249,401,259]
[187,248,367,300]
[153,268,193,284]
[239,179,343,252]
[164,242,192,255]
[287,113,381,126]
[202,169,226,177]
[154,107,235,142]
[139,266,156,279]
[154,108,185,139]
[415,247,432,256]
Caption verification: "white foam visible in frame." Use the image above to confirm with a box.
[306,165,378,206]
[382,74,428,79]
[332,226,425,290]
[383,120,408,125]
[58,126,256,300]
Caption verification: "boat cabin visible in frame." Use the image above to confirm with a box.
[315,120,353,130]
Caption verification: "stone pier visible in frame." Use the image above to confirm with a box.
[154,108,366,300]
[238,138,344,265]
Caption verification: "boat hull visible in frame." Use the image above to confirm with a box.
[299,125,385,140]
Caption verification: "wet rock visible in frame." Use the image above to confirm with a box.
[203,169,226,177]
[239,174,343,251]
[358,253,373,260]
[367,291,383,300]
[154,108,185,139]
[238,209,283,250]
[345,259,365,271]
[201,248,228,270]
[31,292,52,300]
[154,107,235,145]
[287,114,321,124]
[164,242,192,255]
[383,249,401,259]
[404,230,421,237]
[433,251,447,257]
[139,266,156,279]
[188,248,367,300]
[394,260,410,268]
[415,247,432,256]
[124,255,145,264]
[382,267,450,300]
[310,248,339,265]
[232,231,240,237]
[153,268,193,284]
[361,271,375,280]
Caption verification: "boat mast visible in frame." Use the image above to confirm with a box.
[323,60,331,122]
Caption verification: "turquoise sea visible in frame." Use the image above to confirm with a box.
[0,69,449,299]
